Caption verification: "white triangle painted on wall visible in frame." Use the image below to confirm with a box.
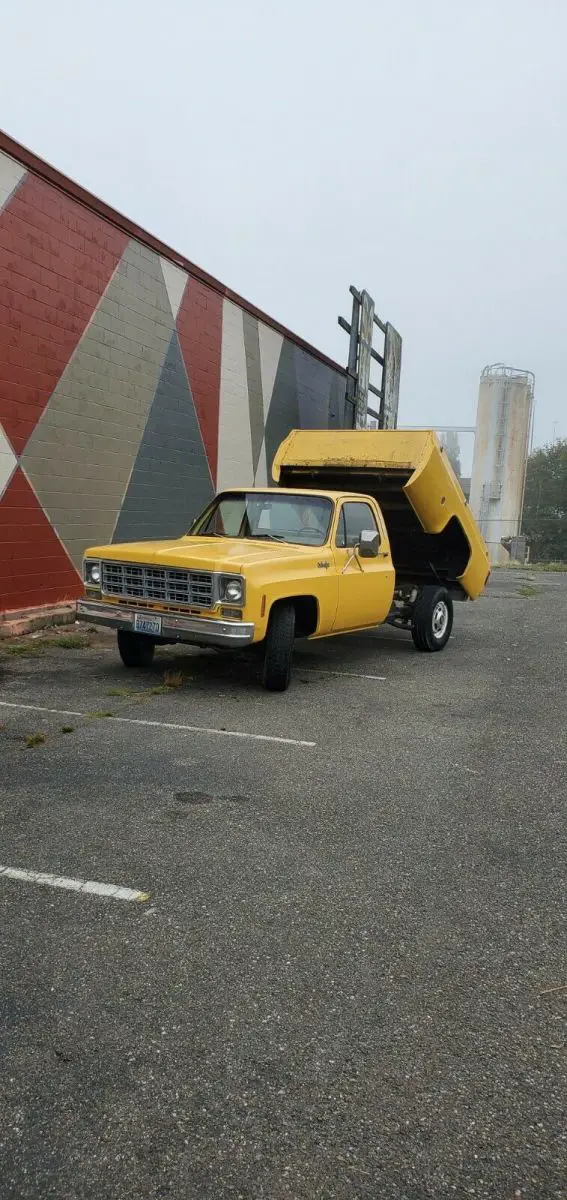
[218,300,254,490]
[160,257,188,321]
[0,150,26,214]
[258,322,283,419]
[0,422,18,500]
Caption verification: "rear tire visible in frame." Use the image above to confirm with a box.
[262,603,295,691]
[411,586,453,652]
[117,630,155,668]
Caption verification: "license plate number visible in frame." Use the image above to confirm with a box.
[134,613,162,636]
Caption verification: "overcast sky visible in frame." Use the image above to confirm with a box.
[1,0,565,448]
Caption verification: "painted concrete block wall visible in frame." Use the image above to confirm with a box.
[0,142,349,615]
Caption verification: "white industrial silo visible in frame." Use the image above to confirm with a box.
[469,364,535,565]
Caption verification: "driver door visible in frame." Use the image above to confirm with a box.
[332,500,395,631]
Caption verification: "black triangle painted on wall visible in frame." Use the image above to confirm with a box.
[114,330,214,542]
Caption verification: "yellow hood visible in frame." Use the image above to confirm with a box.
[85,536,320,574]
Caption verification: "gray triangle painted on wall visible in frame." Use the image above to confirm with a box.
[22,238,174,568]
[113,330,214,543]
[263,340,299,483]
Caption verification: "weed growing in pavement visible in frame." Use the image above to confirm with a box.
[149,671,190,694]
[518,585,538,597]
[163,670,184,689]
[25,732,46,748]
[89,710,115,719]
[61,726,74,734]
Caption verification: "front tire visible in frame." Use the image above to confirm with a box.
[411,586,453,652]
[262,603,295,691]
[117,630,155,668]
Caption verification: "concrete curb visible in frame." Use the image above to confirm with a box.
[0,603,77,640]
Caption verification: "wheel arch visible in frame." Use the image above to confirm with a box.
[267,594,319,638]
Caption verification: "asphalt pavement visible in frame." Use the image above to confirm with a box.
[0,569,566,1199]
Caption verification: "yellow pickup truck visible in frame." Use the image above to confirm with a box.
[77,430,490,691]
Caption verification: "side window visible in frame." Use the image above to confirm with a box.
[336,502,378,549]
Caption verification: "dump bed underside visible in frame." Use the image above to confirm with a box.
[278,464,470,593]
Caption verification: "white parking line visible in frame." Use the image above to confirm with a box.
[0,702,83,718]
[0,701,316,748]
[113,714,315,746]
[0,865,150,902]
[299,668,387,681]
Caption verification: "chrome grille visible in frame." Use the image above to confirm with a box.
[101,561,214,608]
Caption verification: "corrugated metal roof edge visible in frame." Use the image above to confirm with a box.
[0,128,346,377]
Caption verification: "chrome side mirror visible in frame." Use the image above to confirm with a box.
[358,529,380,558]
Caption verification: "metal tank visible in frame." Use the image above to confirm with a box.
[469,364,535,565]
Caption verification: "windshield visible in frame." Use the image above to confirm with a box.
[190,492,333,546]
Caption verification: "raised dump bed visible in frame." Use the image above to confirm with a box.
[272,428,490,599]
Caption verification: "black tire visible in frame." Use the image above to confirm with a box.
[261,602,295,691]
[117,630,155,668]
[411,586,453,652]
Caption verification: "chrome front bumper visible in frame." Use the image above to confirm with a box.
[76,600,255,648]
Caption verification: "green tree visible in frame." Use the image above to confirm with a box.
[522,439,567,562]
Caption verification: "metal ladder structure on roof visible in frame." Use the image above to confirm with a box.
[338,287,403,431]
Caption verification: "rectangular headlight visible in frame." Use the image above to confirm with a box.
[218,575,245,605]
[84,559,102,587]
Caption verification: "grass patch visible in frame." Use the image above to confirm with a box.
[25,732,46,748]
[50,635,92,649]
[529,561,567,572]
[88,710,115,719]
[518,585,538,597]
[61,726,74,734]
[494,561,567,572]
[2,633,91,657]
[106,687,138,697]
[4,642,46,657]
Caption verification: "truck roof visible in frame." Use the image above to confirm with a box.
[216,486,363,501]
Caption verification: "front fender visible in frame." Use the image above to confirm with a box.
[246,570,338,641]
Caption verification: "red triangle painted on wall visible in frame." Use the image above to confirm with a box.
[0,468,81,613]
[0,173,128,455]
[176,278,223,484]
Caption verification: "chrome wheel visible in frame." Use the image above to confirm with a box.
[432,600,449,640]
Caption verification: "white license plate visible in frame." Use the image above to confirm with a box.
[134,613,162,636]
